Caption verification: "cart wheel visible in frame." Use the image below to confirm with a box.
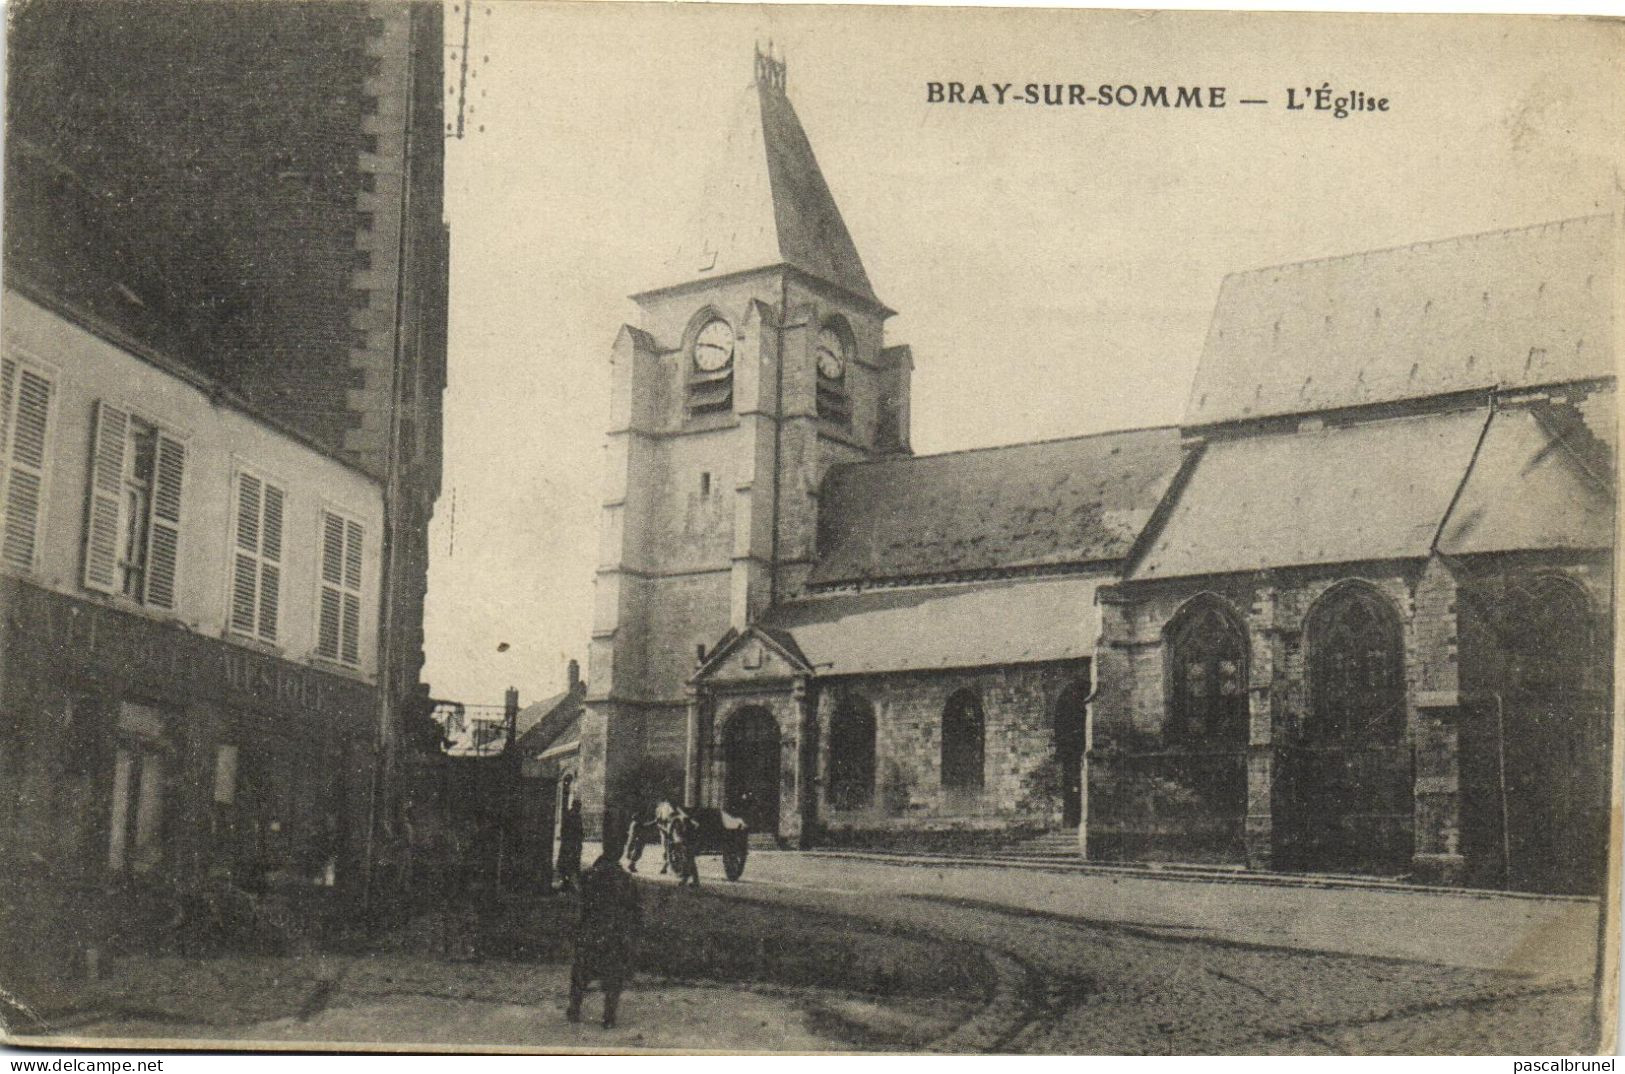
[722,843,747,881]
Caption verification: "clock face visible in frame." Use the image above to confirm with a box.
[693,319,734,373]
[816,327,846,380]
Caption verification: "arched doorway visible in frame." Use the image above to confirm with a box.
[1285,584,1412,874]
[1054,678,1090,828]
[723,707,781,835]
[1498,576,1605,894]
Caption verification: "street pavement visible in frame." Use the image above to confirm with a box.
[726,849,1603,980]
[27,847,1612,1054]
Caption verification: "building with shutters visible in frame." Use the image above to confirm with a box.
[4,0,449,861]
[0,289,386,977]
[582,50,1616,894]
[0,1,441,978]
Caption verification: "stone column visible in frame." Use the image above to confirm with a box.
[1245,580,1280,870]
[1410,558,1465,885]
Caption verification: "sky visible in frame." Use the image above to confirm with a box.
[420,2,1624,708]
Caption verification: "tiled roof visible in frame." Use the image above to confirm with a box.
[1186,215,1618,427]
[652,77,878,305]
[810,426,1184,587]
[1132,410,1489,580]
[1436,407,1614,556]
[761,576,1102,676]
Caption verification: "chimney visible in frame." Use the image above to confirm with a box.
[504,686,520,720]
[567,659,582,694]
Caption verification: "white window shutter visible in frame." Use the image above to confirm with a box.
[258,484,283,640]
[2,365,51,570]
[144,434,184,609]
[83,400,129,593]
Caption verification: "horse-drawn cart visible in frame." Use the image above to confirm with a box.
[627,804,750,883]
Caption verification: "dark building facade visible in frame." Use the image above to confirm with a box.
[6,0,449,832]
[2,0,449,983]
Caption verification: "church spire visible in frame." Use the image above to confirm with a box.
[754,42,786,93]
[653,45,883,310]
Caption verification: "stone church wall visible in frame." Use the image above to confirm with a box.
[1090,564,1452,872]
[815,661,1090,837]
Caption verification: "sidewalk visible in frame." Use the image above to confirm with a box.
[678,848,1604,981]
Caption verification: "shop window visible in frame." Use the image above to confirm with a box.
[107,702,170,875]
[316,509,365,666]
[83,402,185,608]
[828,692,876,810]
[941,689,984,793]
[1166,597,1248,740]
[231,471,285,642]
[0,354,53,572]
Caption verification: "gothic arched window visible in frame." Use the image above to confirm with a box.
[1166,598,1247,741]
[1505,576,1593,698]
[941,689,984,793]
[1308,585,1404,743]
[827,692,876,810]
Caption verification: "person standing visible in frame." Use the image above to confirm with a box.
[555,797,584,893]
[566,852,641,1029]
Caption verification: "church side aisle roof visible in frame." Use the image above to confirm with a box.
[650,69,878,306]
[1185,214,1618,428]
[810,426,1184,587]
[1134,409,1488,580]
[761,576,1102,676]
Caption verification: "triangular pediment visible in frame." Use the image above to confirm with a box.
[691,625,812,685]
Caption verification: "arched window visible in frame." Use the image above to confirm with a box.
[1505,576,1592,697]
[1308,585,1404,742]
[1166,598,1247,741]
[827,692,876,810]
[941,689,984,793]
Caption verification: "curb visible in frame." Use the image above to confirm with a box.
[791,850,1600,905]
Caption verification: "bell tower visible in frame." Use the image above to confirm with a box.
[576,47,912,836]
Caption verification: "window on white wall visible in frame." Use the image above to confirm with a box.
[316,509,364,666]
[83,401,185,609]
[231,471,285,641]
[0,354,53,571]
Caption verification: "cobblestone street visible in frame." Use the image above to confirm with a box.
[23,851,1605,1054]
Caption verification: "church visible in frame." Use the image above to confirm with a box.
[578,50,1616,894]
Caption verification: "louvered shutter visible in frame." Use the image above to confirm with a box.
[341,519,363,664]
[317,511,345,659]
[258,484,283,640]
[1,361,51,570]
[231,474,262,633]
[83,401,129,593]
[143,434,184,609]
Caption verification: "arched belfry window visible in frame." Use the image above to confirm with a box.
[1307,585,1404,743]
[1504,576,1593,698]
[941,689,985,793]
[686,314,734,418]
[815,317,853,428]
[827,691,876,810]
[1166,597,1248,741]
